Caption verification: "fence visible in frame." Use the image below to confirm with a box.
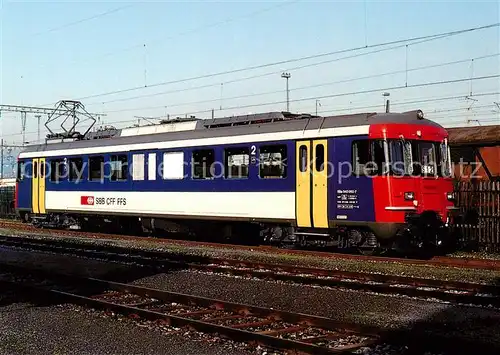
[454,181,500,252]
[0,186,15,219]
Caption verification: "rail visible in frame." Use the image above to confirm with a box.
[1,235,499,307]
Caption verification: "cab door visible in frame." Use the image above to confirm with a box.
[295,140,328,228]
[31,158,46,214]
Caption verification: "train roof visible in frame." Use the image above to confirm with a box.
[20,110,442,155]
[447,125,500,147]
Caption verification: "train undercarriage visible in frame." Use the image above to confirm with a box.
[19,210,456,256]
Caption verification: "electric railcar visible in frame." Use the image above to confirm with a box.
[15,110,458,254]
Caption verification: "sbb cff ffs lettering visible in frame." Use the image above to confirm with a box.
[96,197,127,205]
[81,196,127,206]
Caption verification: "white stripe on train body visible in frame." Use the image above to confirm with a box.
[45,191,295,220]
[19,125,370,159]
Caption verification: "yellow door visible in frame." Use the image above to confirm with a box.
[312,140,328,228]
[295,140,329,229]
[296,141,311,227]
[38,158,46,214]
[32,159,39,214]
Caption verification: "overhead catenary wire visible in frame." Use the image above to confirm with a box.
[92,52,500,108]
[74,0,300,64]
[99,74,500,115]
[310,92,500,116]
[7,112,498,144]
[89,32,463,106]
[26,5,134,38]
[6,89,499,142]
[74,22,500,102]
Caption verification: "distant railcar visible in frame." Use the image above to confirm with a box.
[15,110,458,254]
[447,125,500,181]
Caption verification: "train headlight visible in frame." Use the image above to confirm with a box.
[446,192,455,201]
[404,192,415,200]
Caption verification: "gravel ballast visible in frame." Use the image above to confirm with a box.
[2,226,500,285]
[0,296,255,355]
[2,246,500,353]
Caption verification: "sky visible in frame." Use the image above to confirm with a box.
[0,0,499,151]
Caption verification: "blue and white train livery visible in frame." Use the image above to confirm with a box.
[15,110,457,254]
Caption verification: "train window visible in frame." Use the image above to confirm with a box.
[259,145,287,178]
[33,161,38,179]
[110,155,128,181]
[389,140,413,176]
[315,144,325,172]
[40,162,45,178]
[148,153,157,181]
[353,140,370,175]
[192,149,214,179]
[163,152,184,180]
[89,156,104,181]
[17,161,25,181]
[132,154,145,181]
[419,142,437,176]
[352,140,384,176]
[69,158,84,182]
[225,147,249,179]
[50,159,65,182]
[299,146,307,172]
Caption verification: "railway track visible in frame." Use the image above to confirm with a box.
[0,263,381,354]
[1,219,500,271]
[2,253,500,354]
[1,234,500,307]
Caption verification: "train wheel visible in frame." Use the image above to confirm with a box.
[352,230,386,256]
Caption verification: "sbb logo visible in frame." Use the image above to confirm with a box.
[81,196,95,205]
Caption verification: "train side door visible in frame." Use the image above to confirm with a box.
[312,140,328,228]
[31,158,46,214]
[31,159,39,214]
[38,158,46,214]
[295,140,328,229]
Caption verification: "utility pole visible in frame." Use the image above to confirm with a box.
[315,99,321,116]
[281,72,291,112]
[35,115,41,142]
[21,111,27,146]
[0,139,3,178]
[383,92,390,113]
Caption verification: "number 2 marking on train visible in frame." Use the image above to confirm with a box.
[250,145,256,155]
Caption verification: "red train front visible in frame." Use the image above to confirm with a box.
[342,110,458,253]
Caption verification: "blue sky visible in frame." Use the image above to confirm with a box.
[0,0,499,146]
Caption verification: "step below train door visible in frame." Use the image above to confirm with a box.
[295,140,328,229]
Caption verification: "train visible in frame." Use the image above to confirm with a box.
[14,110,459,255]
